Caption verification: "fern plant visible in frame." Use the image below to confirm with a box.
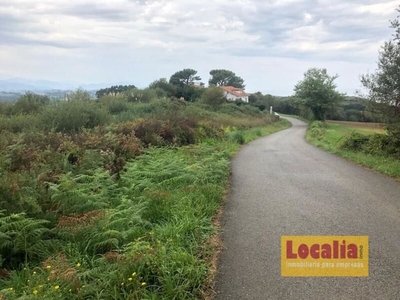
[48,169,119,215]
[0,211,55,267]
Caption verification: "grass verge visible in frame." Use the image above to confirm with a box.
[306,122,400,180]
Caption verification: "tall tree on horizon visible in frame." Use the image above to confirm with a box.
[294,68,344,121]
[208,69,245,88]
[169,69,202,87]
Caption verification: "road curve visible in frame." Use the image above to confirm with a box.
[214,117,400,300]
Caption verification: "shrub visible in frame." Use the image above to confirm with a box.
[0,172,42,215]
[0,114,41,133]
[308,121,326,140]
[65,89,92,102]
[201,87,226,106]
[0,101,15,116]
[339,132,370,151]
[131,118,197,147]
[362,133,400,158]
[217,102,263,118]
[41,99,111,133]
[226,131,245,144]
[125,88,157,103]
[13,93,49,114]
[99,95,129,114]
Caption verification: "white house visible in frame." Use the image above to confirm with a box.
[219,86,249,103]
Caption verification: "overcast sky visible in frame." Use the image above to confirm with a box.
[0,0,398,95]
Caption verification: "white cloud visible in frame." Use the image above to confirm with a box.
[0,0,398,95]
[357,1,399,15]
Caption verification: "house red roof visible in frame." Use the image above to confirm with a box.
[219,86,249,98]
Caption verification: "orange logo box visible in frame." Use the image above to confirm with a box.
[281,236,368,277]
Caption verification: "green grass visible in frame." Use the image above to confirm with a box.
[306,122,400,180]
[325,122,385,135]
[0,119,290,300]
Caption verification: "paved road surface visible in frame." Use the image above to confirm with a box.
[214,117,400,300]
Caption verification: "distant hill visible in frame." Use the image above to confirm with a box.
[0,90,97,102]
[0,78,133,101]
[0,78,132,93]
[0,78,74,91]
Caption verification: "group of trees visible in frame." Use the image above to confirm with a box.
[94,69,246,103]
[95,85,136,98]
[166,68,246,101]
[137,69,247,102]
[290,5,400,134]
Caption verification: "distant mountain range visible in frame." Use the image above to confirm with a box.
[0,78,132,92]
[0,78,135,101]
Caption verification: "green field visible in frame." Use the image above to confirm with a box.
[326,121,385,135]
[306,121,400,180]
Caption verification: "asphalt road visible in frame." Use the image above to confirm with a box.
[214,117,400,300]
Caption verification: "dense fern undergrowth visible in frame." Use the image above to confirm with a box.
[0,91,288,299]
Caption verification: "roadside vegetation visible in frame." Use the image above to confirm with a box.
[293,7,400,180]
[306,121,400,179]
[0,85,289,299]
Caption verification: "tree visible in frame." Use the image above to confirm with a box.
[201,86,226,106]
[169,69,201,87]
[208,69,245,88]
[360,11,400,135]
[96,85,136,99]
[148,78,177,97]
[390,6,400,42]
[294,68,344,121]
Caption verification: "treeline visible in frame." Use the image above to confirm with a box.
[92,68,246,103]
[248,93,382,123]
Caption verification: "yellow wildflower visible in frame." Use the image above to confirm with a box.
[128,277,133,281]
[33,271,37,275]
[54,285,59,290]
[141,282,146,286]
[132,272,136,277]
[76,263,81,267]
[33,290,38,295]
[46,265,51,269]
[8,288,13,291]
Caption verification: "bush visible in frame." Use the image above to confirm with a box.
[308,121,326,140]
[226,131,245,144]
[98,95,129,114]
[339,132,370,151]
[41,99,111,133]
[363,133,400,158]
[0,114,41,133]
[13,93,49,114]
[0,101,15,116]
[130,118,197,147]
[201,87,226,106]
[125,88,157,103]
[217,102,263,118]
